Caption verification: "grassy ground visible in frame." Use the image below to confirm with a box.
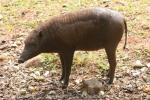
[0,0,149,35]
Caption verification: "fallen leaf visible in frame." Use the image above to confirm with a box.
[28,86,39,93]
[34,76,45,82]
[0,14,3,20]
[146,63,150,68]
[143,86,150,93]
[34,71,40,76]
[0,55,7,62]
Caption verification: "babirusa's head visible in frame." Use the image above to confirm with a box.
[18,29,45,63]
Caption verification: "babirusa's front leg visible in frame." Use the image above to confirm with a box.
[59,51,74,89]
[59,53,65,84]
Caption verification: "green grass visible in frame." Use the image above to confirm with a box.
[41,53,58,70]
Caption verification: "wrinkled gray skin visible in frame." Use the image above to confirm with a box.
[18,7,127,89]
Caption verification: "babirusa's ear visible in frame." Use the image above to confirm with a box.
[38,31,42,38]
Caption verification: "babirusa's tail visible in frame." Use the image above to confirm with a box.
[123,19,127,49]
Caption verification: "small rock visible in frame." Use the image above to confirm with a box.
[0,44,9,50]
[15,41,22,45]
[99,91,105,96]
[75,77,82,84]
[11,44,17,48]
[146,95,150,100]
[140,67,148,72]
[115,1,126,6]
[25,56,42,68]
[12,65,20,70]
[131,95,142,100]
[19,95,33,100]
[51,70,57,74]
[30,73,37,78]
[43,71,49,77]
[48,90,56,95]
[103,0,110,3]
[81,90,88,97]
[137,85,143,91]
[45,96,52,100]
[115,73,122,78]
[133,60,144,69]
[62,4,67,8]
[81,78,103,95]
[20,89,27,95]
[123,84,134,93]
[1,40,6,44]
[28,86,39,93]
[136,60,142,65]
[142,75,147,82]
[0,93,3,97]
[132,70,141,77]
[11,96,16,100]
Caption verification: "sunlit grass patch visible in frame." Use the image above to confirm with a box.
[41,53,59,70]
[74,51,108,70]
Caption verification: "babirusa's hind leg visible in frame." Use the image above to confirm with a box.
[105,44,117,84]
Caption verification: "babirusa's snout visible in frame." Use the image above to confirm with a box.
[18,49,39,64]
[18,50,30,63]
[18,58,25,63]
